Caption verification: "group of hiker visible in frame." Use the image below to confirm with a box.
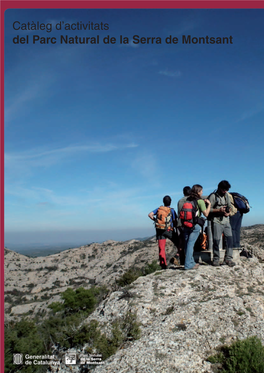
[148,180,250,271]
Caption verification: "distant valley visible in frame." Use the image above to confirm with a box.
[4,242,91,257]
[5,236,151,257]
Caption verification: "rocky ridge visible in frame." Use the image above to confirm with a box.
[4,236,176,321]
[4,224,264,372]
[87,256,264,373]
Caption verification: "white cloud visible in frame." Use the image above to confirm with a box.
[237,105,264,122]
[159,69,182,78]
[5,71,55,125]
[164,12,201,37]
[118,40,140,48]
[131,152,161,186]
[5,141,138,168]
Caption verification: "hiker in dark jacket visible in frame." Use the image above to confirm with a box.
[148,195,178,269]
[228,192,243,249]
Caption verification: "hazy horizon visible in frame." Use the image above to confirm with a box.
[5,221,263,250]
[4,227,155,248]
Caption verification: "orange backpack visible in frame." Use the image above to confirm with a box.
[155,206,173,230]
[194,232,208,251]
[200,232,208,250]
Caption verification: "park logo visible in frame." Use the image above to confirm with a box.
[13,353,23,365]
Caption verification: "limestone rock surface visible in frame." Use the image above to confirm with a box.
[4,224,264,372]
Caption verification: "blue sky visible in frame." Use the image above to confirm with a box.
[4,8,264,245]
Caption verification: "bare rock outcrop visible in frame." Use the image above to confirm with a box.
[4,237,176,321]
[51,256,264,373]
[4,225,264,373]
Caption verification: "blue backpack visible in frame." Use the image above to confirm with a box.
[230,192,250,214]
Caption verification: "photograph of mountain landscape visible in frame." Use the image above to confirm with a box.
[3,3,264,373]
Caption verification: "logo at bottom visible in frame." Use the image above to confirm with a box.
[65,353,77,365]
[13,354,23,365]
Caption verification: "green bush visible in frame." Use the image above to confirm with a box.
[5,285,110,372]
[44,287,108,349]
[48,286,107,315]
[121,311,141,340]
[116,261,161,287]
[74,311,141,360]
[38,313,82,349]
[116,268,142,287]
[48,301,64,313]
[60,287,97,313]
[207,336,264,373]
[5,319,47,373]
[143,260,161,275]
[5,286,140,371]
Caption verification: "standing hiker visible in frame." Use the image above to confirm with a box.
[180,184,211,270]
[228,191,250,250]
[177,186,191,216]
[176,186,191,265]
[227,192,241,248]
[148,195,178,269]
[208,180,236,267]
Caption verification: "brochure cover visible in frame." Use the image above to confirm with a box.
[2,1,264,372]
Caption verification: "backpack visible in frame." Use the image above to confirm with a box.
[208,190,230,208]
[194,232,208,251]
[179,199,198,228]
[240,248,252,258]
[230,192,250,214]
[155,206,173,230]
[207,191,230,220]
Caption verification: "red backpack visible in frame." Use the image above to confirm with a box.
[179,199,198,228]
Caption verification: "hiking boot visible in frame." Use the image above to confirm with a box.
[212,261,220,267]
[185,263,199,270]
[222,260,236,267]
[170,257,179,266]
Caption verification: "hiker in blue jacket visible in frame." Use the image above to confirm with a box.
[148,195,178,269]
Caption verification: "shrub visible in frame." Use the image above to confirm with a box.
[73,319,99,346]
[207,336,264,373]
[5,285,138,370]
[43,286,108,349]
[116,268,142,287]
[120,311,141,341]
[45,265,58,271]
[48,301,64,313]
[143,260,161,275]
[116,260,162,287]
[164,306,174,315]
[5,319,47,373]
[38,313,83,349]
[48,287,99,314]
[74,311,141,360]
[75,320,119,359]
